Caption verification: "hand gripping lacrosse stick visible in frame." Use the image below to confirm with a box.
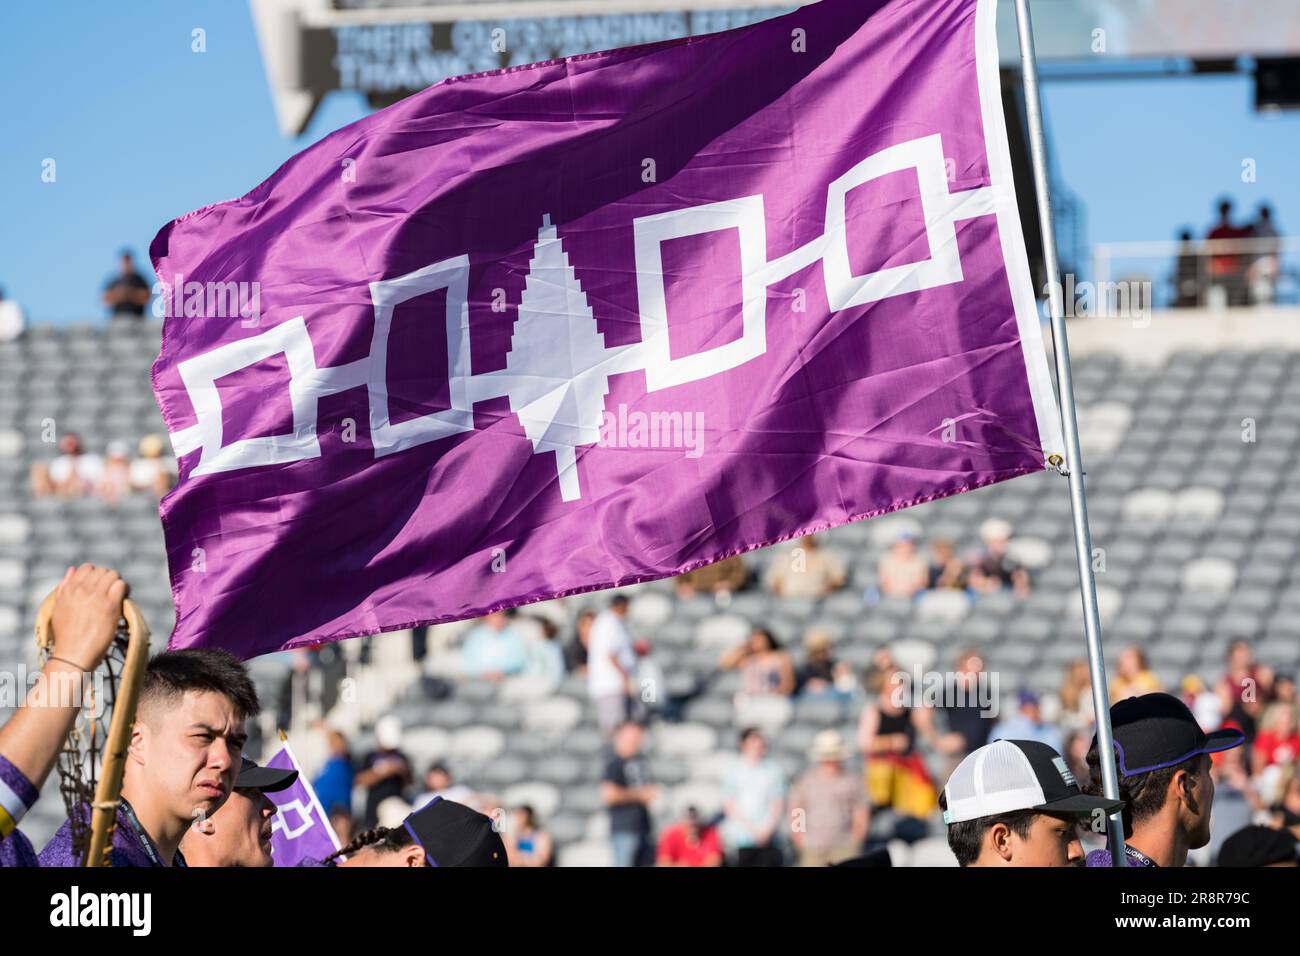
[34,591,151,867]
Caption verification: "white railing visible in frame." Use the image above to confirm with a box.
[1091,235,1300,311]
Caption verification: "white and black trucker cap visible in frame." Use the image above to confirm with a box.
[943,739,1123,825]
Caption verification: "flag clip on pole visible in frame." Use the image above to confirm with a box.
[1012,0,1125,867]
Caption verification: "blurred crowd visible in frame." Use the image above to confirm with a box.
[29,431,176,501]
[1171,198,1285,307]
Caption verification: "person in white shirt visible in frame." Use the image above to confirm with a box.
[587,595,636,734]
[96,441,133,504]
[722,728,787,866]
[0,287,24,342]
[33,433,103,497]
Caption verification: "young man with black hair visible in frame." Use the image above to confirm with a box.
[0,565,128,866]
[1084,692,1244,867]
[40,647,261,867]
[942,739,1121,867]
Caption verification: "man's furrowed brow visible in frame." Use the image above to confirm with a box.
[190,722,248,747]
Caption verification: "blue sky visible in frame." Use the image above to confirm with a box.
[2,1,1297,322]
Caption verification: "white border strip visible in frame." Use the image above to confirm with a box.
[975,0,1064,459]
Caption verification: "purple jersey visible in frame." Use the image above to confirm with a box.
[0,754,40,867]
[39,802,181,868]
[1085,847,1148,867]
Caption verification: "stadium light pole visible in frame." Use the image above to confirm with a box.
[1013,0,1126,867]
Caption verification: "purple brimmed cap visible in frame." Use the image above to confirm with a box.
[1096,692,1245,776]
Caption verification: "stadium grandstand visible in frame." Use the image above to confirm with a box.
[4,304,1300,865]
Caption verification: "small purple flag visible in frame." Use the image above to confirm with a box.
[151,0,1061,657]
[265,742,341,867]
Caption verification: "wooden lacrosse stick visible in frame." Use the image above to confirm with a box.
[34,591,151,867]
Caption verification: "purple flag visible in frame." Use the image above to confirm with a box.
[265,742,341,867]
[151,0,1061,657]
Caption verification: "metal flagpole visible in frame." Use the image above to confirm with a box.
[1012,0,1126,867]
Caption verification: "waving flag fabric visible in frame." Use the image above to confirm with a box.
[150,0,1062,657]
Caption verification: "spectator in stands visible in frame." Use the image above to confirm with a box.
[1248,204,1281,304]
[674,554,748,599]
[719,626,795,699]
[311,728,355,818]
[1252,703,1300,775]
[656,806,722,866]
[102,249,151,318]
[1058,659,1095,730]
[1270,771,1300,839]
[588,595,637,734]
[988,690,1064,754]
[522,616,566,688]
[30,432,102,497]
[600,721,656,867]
[1206,199,1252,306]
[1063,728,1092,785]
[1181,673,1222,732]
[860,659,939,829]
[877,532,929,599]
[564,609,594,674]
[789,730,869,866]
[1110,645,1161,702]
[931,649,994,767]
[95,440,133,504]
[721,728,786,866]
[504,805,554,867]
[356,715,412,829]
[763,534,845,599]
[0,286,25,342]
[628,637,663,724]
[1170,229,1201,307]
[1217,639,1274,743]
[795,629,854,699]
[1084,693,1245,867]
[459,609,527,681]
[1274,671,1297,707]
[130,433,177,496]
[412,762,474,810]
[329,808,354,848]
[927,537,967,590]
[967,519,1029,597]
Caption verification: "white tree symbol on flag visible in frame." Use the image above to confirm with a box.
[505,215,617,502]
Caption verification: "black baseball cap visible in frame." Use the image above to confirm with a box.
[1217,825,1300,867]
[235,757,298,794]
[1096,693,1245,776]
[403,797,508,867]
[943,739,1123,824]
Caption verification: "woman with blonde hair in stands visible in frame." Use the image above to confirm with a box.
[1058,659,1094,729]
[1110,645,1160,702]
